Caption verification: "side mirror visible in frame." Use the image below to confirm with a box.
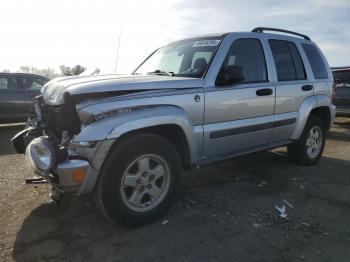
[216,65,245,86]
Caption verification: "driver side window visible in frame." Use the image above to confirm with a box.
[220,38,268,83]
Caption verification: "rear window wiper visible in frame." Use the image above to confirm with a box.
[147,70,175,76]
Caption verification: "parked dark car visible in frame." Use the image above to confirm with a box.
[332,67,350,116]
[0,73,50,123]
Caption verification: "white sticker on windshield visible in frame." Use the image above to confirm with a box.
[192,39,221,47]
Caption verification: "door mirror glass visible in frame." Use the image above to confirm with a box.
[216,65,245,86]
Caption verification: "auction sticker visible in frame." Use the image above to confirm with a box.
[192,39,221,47]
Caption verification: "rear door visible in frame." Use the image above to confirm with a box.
[268,39,312,143]
[0,75,28,121]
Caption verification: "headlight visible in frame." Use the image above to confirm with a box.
[25,137,56,173]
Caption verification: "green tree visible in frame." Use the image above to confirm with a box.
[59,65,86,76]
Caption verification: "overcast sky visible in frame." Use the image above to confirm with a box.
[1,0,349,74]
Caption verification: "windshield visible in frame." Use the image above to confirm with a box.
[134,36,223,78]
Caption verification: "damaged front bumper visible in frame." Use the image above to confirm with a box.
[55,158,90,192]
[11,95,106,203]
[12,128,99,201]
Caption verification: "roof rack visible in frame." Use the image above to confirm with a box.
[252,27,311,41]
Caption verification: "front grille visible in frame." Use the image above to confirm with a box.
[38,97,81,141]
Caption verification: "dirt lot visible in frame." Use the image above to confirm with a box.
[0,118,349,262]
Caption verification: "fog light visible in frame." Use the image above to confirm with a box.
[73,169,86,183]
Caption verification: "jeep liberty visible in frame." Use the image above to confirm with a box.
[12,27,336,225]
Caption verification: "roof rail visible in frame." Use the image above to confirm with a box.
[252,27,311,41]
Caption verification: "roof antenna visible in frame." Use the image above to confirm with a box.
[114,26,122,74]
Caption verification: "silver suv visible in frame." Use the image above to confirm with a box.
[12,27,336,225]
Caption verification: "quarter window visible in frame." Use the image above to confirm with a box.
[269,40,306,81]
[302,44,328,79]
[220,38,267,83]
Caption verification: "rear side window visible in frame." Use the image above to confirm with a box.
[220,38,267,83]
[0,77,21,89]
[302,44,328,79]
[269,40,306,81]
[0,77,8,89]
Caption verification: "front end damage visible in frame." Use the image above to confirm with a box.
[11,74,202,205]
[11,95,94,204]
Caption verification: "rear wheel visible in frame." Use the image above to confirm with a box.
[288,115,326,166]
[95,133,181,226]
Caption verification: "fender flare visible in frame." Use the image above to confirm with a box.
[75,106,198,165]
[291,95,333,140]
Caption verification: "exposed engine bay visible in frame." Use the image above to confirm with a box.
[12,94,80,153]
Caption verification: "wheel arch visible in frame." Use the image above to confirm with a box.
[75,106,198,167]
[291,95,333,140]
[110,124,194,170]
[309,106,331,130]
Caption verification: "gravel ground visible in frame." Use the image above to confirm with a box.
[0,118,349,262]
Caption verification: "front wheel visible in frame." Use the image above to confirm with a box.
[95,134,181,226]
[288,115,326,166]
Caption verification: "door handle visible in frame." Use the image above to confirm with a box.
[302,84,313,91]
[256,88,273,96]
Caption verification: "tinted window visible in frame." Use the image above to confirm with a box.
[220,38,267,83]
[0,77,8,89]
[289,43,306,80]
[302,44,328,79]
[0,77,21,89]
[21,77,47,90]
[333,71,350,83]
[269,40,306,81]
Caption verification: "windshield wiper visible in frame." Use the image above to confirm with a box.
[147,70,175,76]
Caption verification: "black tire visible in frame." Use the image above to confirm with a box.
[95,133,181,226]
[287,115,326,166]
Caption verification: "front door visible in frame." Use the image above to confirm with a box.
[203,38,275,160]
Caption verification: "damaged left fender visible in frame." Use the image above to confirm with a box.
[73,106,200,194]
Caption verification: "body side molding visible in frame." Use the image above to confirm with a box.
[210,118,296,139]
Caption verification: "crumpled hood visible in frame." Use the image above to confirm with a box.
[41,74,204,105]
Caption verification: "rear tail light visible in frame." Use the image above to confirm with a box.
[332,82,337,102]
